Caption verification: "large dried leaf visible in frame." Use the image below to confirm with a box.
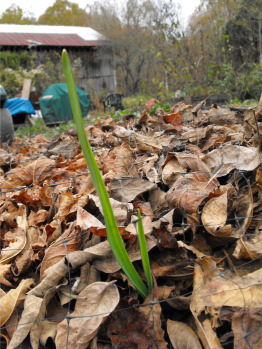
[162,158,185,187]
[81,195,133,226]
[202,192,229,234]
[55,281,120,349]
[139,286,168,348]
[0,264,12,287]
[76,206,103,230]
[8,283,63,349]
[0,278,34,326]
[202,188,253,243]
[40,222,81,280]
[233,233,262,259]
[110,177,157,202]
[167,320,202,349]
[112,146,139,178]
[56,193,90,222]
[0,204,28,265]
[2,156,56,189]
[135,132,177,150]
[7,295,43,349]
[29,242,112,298]
[203,145,261,177]
[195,266,262,309]
[231,308,262,349]
[166,173,219,213]
[190,257,223,349]
[108,286,167,349]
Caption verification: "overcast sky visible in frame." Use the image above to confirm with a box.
[0,0,201,23]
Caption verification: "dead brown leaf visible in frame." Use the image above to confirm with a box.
[167,319,202,349]
[40,222,82,280]
[0,278,34,327]
[1,156,56,189]
[166,173,220,213]
[55,281,120,349]
[203,145,261,177]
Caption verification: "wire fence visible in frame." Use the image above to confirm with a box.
[1,105,262,348]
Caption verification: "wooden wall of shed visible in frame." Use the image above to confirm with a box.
[1,45,116,98]
[68,46,116,96]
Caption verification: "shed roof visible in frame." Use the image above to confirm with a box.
[0,24,106,47]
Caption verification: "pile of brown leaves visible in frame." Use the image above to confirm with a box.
[1,101,262,349]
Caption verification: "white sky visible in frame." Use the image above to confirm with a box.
[0,0,201,23]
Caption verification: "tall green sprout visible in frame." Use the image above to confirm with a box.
[62,49,152,297]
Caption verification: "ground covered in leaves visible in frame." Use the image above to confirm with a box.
[1,101,262,348]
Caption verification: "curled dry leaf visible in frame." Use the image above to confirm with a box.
[2,156,56,189]
[28,209,48,227]
[0,234,26,265]
[112,146,139,178]
[0,149,14,166]
[202,192,229,234]
[55,281,120,349]
[203,145,261,177]
[190,257,223,349]
[8,283,63,349]
[162,158,185,187]
[202,188,253,243]
[108,285,167,349]
[135,132,176,150]
[0,204,28,265]
[142,153,160,183]
[0,278,34,327]
[166,173,219,213]
[40,222,81,280]
[181,125,212,143]
[76,206,103,230]
[88,194,133,226]
[0,264,12,287]
[163,112,183,127]
[56,193,90,222]
[230,308,262,349]
[29,241,112,298]
[233,234,262,260]
[167,319,202,349]
[195,266,262,309]
[110,177,157,202]
[12,226,46,277]
[7,295,43,349]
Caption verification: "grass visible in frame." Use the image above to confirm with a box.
[14,115,98,139]
[62,49,152,298]
[15,119,55,138]
[227,97,259,108]
[123,95,152,109]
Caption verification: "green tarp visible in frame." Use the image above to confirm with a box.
[39,83,90,124]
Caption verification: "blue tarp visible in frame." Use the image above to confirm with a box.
[4,98,36,116]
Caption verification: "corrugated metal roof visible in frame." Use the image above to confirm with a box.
[0,33,98,46]
[0,24,107,47]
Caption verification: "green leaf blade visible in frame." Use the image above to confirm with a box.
[62,49,148,298]
[137,209,153,292]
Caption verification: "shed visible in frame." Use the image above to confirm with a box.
[0,24,116,95]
